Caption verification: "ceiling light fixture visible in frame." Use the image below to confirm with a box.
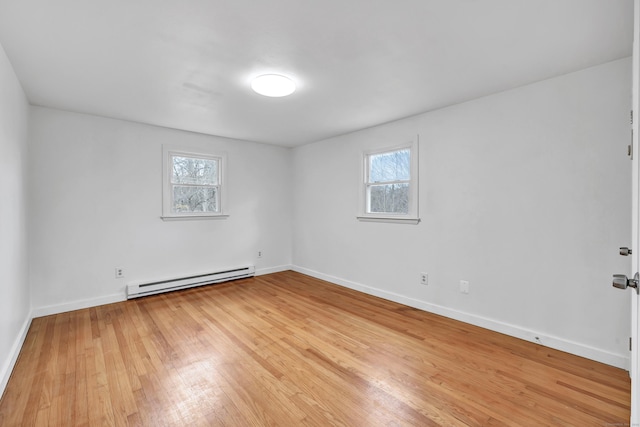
[251,74,296,97]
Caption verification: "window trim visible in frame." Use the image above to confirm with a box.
[357,137,419,224]
[161,146,228,220]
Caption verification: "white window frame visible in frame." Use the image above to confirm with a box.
[161,146,228,220]
[357,137,419,224]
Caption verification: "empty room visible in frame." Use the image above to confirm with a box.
[1,0,638,425]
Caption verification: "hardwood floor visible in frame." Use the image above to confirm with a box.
[0,271,631,426]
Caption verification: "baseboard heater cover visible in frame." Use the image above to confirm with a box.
[126,265,255,299]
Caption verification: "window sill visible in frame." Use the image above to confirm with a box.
[161,214,229,221]
[356,216,420,225]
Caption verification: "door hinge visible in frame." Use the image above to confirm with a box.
[630,337,632,352]
[630,129,634,159]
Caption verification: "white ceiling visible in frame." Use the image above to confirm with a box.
[0,0,633,147]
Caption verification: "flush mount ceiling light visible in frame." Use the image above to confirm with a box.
[251,74,296,97]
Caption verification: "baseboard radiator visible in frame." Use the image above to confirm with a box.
[126,265,255,299]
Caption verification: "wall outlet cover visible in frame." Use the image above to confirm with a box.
[460,280,469,294]
[420,273,428,285]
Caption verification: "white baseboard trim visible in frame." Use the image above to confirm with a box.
[292,265,629,370]
[30,264,292,318]
[0,312,32,400]
[256,264,293,276]
[32,293,126,318]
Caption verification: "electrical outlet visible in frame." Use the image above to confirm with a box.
[258,251,263,258]
[420,273,428,285]
[459,280,469,294]
[115,267,124,279]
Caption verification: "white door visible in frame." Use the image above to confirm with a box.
[631,1,639,423]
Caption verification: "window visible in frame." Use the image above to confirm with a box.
[367,148,410,214]
[359,138,419,224]
[162,147,227,219]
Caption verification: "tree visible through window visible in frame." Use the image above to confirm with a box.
[359,138,419,223]
[171,155,219,213]
[366,148,410,214]
[162,147,227,219]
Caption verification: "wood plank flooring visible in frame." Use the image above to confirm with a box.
[0,271,631,426]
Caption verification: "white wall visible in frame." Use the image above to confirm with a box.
[292,58,633,368]
[0,43,30,394]
[29,107,292,314]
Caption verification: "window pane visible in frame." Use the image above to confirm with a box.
[172,156,218,185]
[172,186,219,213]
[368,183,409,214]
[369,149,410,183]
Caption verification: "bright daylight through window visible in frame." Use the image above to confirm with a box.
[359,138,419,224]
[367,148,410,214]
[162,147,227,219]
